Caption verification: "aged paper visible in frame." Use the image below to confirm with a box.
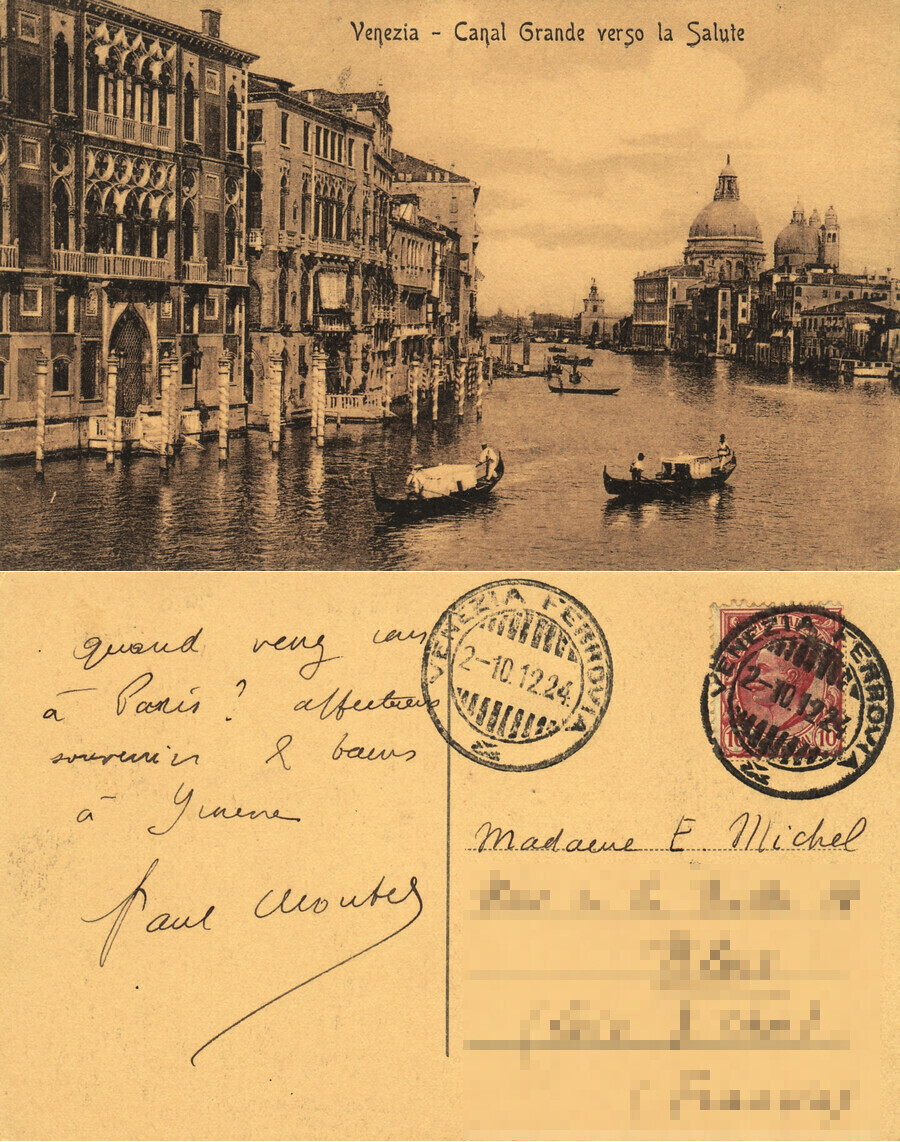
[2,571,897,1139]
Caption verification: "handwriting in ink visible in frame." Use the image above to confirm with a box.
[74,630,203,671]
[51,746,200,766]
[251,633,341,680]
[116,672,200,716]
[372,628,428,645]
[82,859,215,967]
[331,732,416,763]
[293,687,436,720]
[191,875,422,1065]
[147,782,302,836]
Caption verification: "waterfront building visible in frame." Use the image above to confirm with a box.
[0,0,257,459]
[391,149,480,353]
[798,298,895,365]
[576,279,615,342]
[632,264,702,351]
[244,76,393,422]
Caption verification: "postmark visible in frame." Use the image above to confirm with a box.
[421,579,613,771]
[702,604,892,799]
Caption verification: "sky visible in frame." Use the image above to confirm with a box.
[127,0,900,316]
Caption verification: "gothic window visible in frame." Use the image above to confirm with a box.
[103,73,117,116]
[277,268,288,326]
[159,67,172,126]
[301,181,310,234]
[121,191,139,256]
[86,48,101,112]
[279,173,288,230]
[183,72,196,141]
[334,189,344,240]
[299,271,310,324]
[52,181,70,250]
[247,171,262,230]
[84,189,103,253]
[226,87,239,152]
[158,201,170,259]
[225,206,238,263]
[53,34,70,113]
[139,197,153,258]
[248,110,262,143]
[182,200,195,261]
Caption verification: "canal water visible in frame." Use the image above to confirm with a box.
[1,350,897,570]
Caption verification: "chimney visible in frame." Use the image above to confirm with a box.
[201,8,221,38]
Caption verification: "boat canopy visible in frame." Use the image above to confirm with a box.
[412,463,479,499]
[659,454,718,479]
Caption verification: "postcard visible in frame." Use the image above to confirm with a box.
[2,571,897,1138]
[0,0,897,571]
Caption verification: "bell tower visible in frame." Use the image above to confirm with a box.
[822,205,840,270]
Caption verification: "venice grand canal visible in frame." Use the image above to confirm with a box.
[1,351,897,571]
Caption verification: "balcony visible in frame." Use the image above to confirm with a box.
[314,310,353,333]
[53,248,174,281]
[84,108,173,150]
[248,228,265,250]
[278,230,299,249]
[316,237,352,259]
[225,263,249,286]
[183,259,208,283]
[0,242,20,270]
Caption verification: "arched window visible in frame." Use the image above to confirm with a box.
[299,271,310,324]
[183,72,195,141]
[121,192,139,256]
[103,192,117,253]
[53,34,70,112]
[334,189,344,241]
[139,197,153,258]
[181,200,194,261]
[84,189,103,252]
[279,173,288,231]
[247,171,262,230]
[52,358,70,393]
[226,86,239,152]
[52,181,70,250]
[301,180,310,234]
[225,206,238,263]
[277,268,288,326]
[158,66,171,126]
[85,47,101,112]
[157,201,170,260]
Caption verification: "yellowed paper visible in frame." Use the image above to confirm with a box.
[2,572,897,1139]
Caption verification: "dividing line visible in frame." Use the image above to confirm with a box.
[445,607,453,1057]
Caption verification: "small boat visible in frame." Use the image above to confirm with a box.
[603,453,737,500]
[372,455,504,519]
[548,377,619,396]
[551,354,593,367]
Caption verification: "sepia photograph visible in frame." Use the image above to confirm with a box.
[0,0,897,569]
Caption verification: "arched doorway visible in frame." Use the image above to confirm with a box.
[110,306,150,417]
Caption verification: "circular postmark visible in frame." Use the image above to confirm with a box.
[702,605,892,799]
[421,579,613,771]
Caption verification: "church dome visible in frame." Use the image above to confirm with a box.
[684,157,764,262]
[774,202,820,265]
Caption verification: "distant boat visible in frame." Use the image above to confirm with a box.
[551,354,593,367]
[372,455,504,519]
[852,361,891,380]
[603,453,737,501]
[548,378,619,395]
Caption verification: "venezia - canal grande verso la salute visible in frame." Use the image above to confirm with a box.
[0,0,896,571]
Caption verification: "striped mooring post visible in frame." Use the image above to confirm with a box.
[34,353,48,479]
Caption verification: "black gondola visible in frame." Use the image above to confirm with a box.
[603,454,737,501]
[372,455,504,519]
[548,378,619,395]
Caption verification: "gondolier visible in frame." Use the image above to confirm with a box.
[406,465,425,498]
[716,434,732,467]
[630,453,645,482]
[479,443,499,480]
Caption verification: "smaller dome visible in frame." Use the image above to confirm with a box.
[774,218,819,261]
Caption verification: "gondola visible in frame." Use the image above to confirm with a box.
[548,378,620,395]
[603,453,737,501]
[550,354,593,367]
[372,455,504,519]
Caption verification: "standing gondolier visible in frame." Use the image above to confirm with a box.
[630,453,645,482]
[716,434,732,468]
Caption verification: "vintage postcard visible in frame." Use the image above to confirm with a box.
[0,0,897,570]
[2,571,898,1138]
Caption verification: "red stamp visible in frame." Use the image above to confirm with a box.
[702,605,891,799]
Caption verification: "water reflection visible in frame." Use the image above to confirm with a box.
[1,353,897,571]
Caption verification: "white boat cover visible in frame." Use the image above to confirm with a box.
[415,463,480,498]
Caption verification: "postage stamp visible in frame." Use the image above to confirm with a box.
[421,579,613,771]
[702,604,893,799]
